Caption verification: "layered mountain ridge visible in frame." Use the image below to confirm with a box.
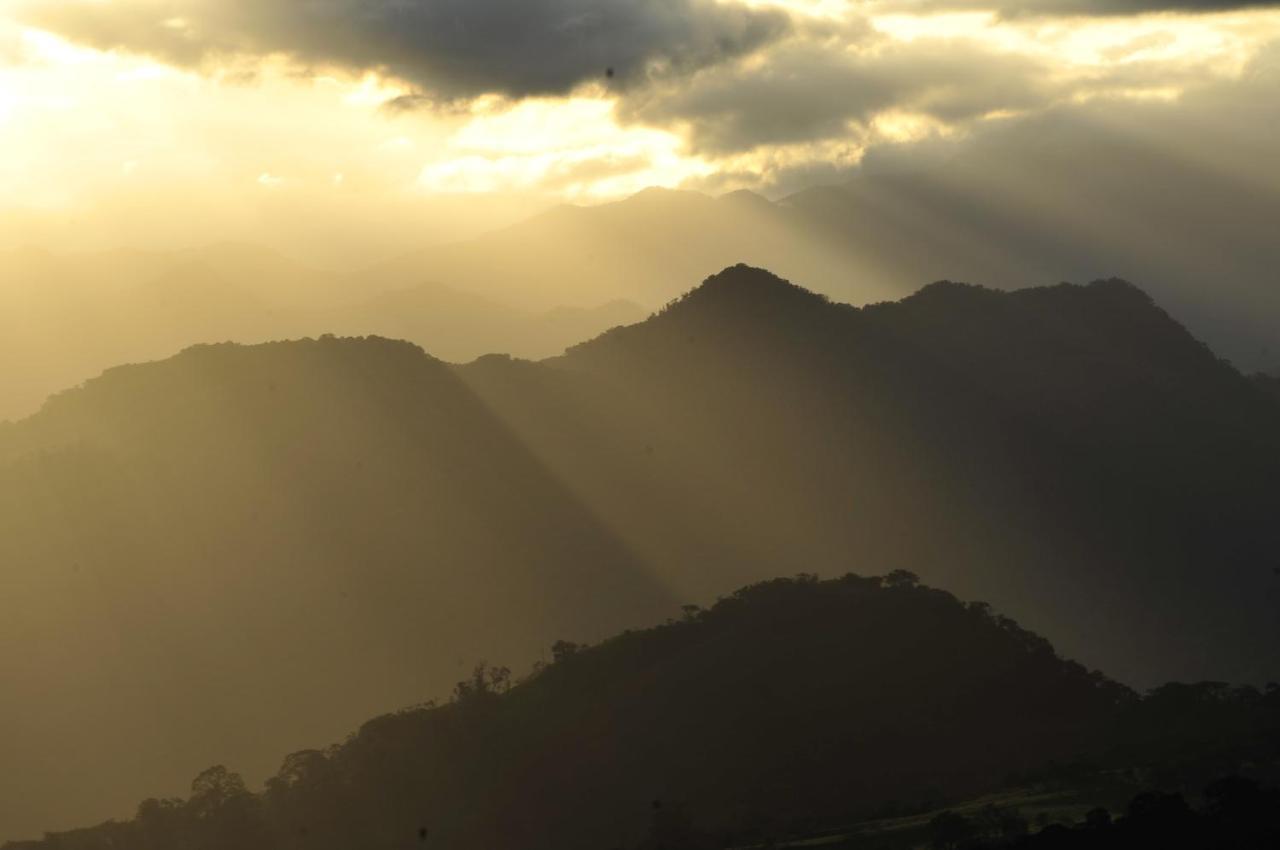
[1,265,1277,840]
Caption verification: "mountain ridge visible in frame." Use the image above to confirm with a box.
[1,265,1278,840]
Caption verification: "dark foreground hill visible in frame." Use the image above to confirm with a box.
[2,265,1279,838]
[8,574,1280,850]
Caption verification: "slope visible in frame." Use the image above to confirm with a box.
[3,574,1142,850]
[0,336,673,839]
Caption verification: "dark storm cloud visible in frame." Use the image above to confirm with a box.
[620,38,1060,154]
[19,0,792,99]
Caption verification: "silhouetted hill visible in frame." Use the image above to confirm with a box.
[0,575,1131,850]
[3,266,1279,839]
[8,574,1279,850]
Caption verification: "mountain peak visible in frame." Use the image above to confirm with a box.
[900,279,994,304]
[668,264,830,313]
[718,188,774,209]
[557,265,834,364]
[897,277,1163,323]
[620,186,712,207]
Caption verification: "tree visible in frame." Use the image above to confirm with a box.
[884,569,920,589]
[266,750,328,795]
[453,662,512,703]
[190,766,249,817]
[551,640,581,663]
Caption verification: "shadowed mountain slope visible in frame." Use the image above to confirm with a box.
[0,337,673,839]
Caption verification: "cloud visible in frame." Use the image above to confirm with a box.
[732,39,1280,368]
[622,35,1060,154]
[881,0,1280,17]
[18,0,791,99]
[613,0,1271,157]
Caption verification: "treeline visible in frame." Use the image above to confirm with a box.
[7,573,1278,850]
[926,776,1280,850]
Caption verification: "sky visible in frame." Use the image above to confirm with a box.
[3,0,1280,267]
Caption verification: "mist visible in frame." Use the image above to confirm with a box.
[2,1,1280,847]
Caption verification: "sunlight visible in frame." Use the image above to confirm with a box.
[420,95,707,198]
[1,0,1280,845]
[871,109,954,143]
[0,81,14,125]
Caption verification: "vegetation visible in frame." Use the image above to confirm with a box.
[932,776,1280,850]
[6,574,1277,850]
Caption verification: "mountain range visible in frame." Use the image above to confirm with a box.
[1,265,1278,839]
[380,171,1280,374]
[0,243,643,422]
[10,166,1280,422]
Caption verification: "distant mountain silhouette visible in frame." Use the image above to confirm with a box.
[10,168,1279,418]
[6,574,1278,850]
[0,245,642,422]
[372,182,1280,373]
[2,265,1278,839]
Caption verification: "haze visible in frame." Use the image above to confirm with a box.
[2,0,1280,847]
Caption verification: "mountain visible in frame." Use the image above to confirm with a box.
[13,153,1279,419]
[0,337,674,838]
[465,267,1280,686]
[0,575,1133,850]
[2,265,1278,839]
[0,245,642,422]
[300,283,644,363]
[7,574,1279,850]
[387,176,1280,373]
